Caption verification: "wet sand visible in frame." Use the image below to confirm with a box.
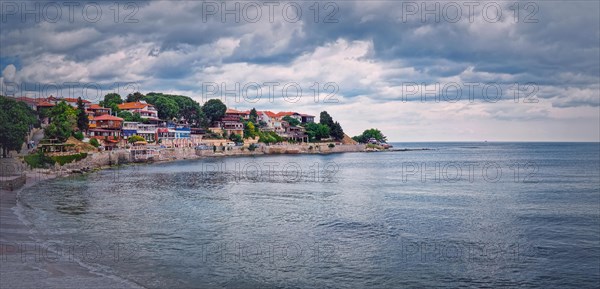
[0,172,143,289]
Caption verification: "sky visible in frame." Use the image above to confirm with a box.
[1,1,598,142]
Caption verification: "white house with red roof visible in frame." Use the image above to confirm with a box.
[117,101,160,121]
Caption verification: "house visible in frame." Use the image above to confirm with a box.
[157,123,191,141]
[117,101,160,122]
[87,114,124,146]
[213,115,244,137]
[122,121,139,139]
[87,104,111,117]
[137,124,158,143]
[274,111,315,124]
[283,125,309,142]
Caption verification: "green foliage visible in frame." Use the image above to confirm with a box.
[126,92,145,102]
[248,144,258,151]
[73,131,84,141]
[24,151,55,168]
[319,111,344,140]
[319,111,334,128]
[0,96,39,157]
[89,138,100,148]
[249,108,259,123]
[229,133,243,143]
[117,111,143,122]
[304,123,330,142]
[128,135,146,143]
[76,97,88,131]
[330,121,345,140]
[258,131,283,144]
[201,99,227,124]
[353,128,387,143]
[244,121,257,139]
[282,115,300,126]
[100,93,123,113]
[328,143,335,148]
[152,95,179,120]
[45,101,77,142]
[52,153,88,166]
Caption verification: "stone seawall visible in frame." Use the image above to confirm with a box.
[10,143,368,177]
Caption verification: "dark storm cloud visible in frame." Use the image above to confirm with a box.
[0,1,599,141]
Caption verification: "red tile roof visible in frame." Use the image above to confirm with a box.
[36,101,55,107]
[275,111,297,117]
[93,115,123,121]
[118,102,153,110]
[61,98,91,103]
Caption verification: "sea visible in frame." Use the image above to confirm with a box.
[18,142,600,288]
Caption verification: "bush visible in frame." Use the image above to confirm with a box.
[89,138,100,148]
[73,131,84,141]
[52,153,88,166]
[328,143,335,148]
[309,145,313,150]
[248,144,258,151]
[128,135,145,143]
[24,151,55,168]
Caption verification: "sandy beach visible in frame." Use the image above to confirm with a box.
[0,172,144,289]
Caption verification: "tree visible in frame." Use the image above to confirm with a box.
[319,111,334,128]
[0,96,38,157]
[330,121,345,140]
[117,111,143,122]
[100,93,123,113]
[319,111,345,140]
[249,108,259,123]
[144,92,206,127]
[229,133,243,143]
[353,128,387,143]
[202,99,226,124]
[282,115,300,127]
[153,96,179,120]
[45,101,77,142]
[76,97,88,131]
[305,123,330,142]
[126,92,145,102]
[244,121,257,139]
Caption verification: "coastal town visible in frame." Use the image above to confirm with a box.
[0,93,390,183]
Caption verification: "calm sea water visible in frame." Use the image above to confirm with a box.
[20,143,600,288]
